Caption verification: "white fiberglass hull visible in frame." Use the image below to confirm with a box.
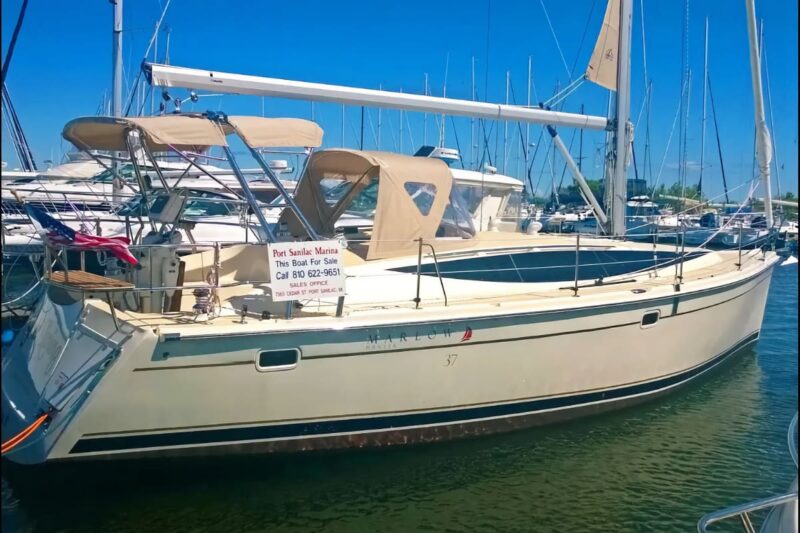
[1,250,778,464]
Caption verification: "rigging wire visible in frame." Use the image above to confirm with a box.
[651,76,689,197]
[1,0,29,86]
[538,0,572,80]
[569,0,598,78]
[123,0,173,116]
[762,41,783,202]
[707,75,730,204]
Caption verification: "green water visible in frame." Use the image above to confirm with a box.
[2,265,797,532]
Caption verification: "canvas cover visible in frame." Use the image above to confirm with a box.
[62,115,228,152]
[585,0,619,91]
[226,116,323,148]
[279,149,452,260]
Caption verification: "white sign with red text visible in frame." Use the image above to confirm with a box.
[268,240,345,302]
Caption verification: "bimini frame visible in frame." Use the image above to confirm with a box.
[61,113,325,243]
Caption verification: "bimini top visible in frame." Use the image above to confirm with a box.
[280,149,452,260]
[62,114,323,152]
[225,116,323,148]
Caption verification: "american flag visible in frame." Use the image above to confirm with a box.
[25,204,138,266]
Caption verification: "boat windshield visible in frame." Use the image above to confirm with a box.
[321,177,379,217]
[437,188,477,238]
[90,164,139,183]
[113,190,238,218]
[500,190,523,220]
[318,175,475,238]
[454,183,514,217]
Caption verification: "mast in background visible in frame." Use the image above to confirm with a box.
[525,56,532,183]
[699,17,708,198]
[503,70,510,174]
[1,0,37,172]
[470,57,476,170]
[111,0,123,203]
[112,0,123,118]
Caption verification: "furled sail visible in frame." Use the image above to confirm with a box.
[585,0,620,91]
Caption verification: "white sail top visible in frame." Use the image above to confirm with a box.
[586,0,620,91]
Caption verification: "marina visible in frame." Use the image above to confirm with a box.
[1,0,797,530]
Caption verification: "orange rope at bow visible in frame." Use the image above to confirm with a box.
[1,413,50,455]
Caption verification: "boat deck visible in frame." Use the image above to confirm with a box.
[89,245,772,337]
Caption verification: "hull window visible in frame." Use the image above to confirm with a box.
[257,349,299,371]
[641,311,660,328]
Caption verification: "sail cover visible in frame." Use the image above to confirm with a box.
[586,0,620,91]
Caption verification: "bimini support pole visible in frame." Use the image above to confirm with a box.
[241,145,320,240]
[222,145,275,243]
[207,113,275,242]
[547,125,608,227]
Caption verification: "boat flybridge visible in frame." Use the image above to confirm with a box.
[1,0,786,464]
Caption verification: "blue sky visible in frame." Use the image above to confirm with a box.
[2,0,797,201]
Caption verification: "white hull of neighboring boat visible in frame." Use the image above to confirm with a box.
[760,478,798,533]
[2,216,263,254]
[1,246,777,464]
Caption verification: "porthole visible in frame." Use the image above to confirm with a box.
[256,348,299,372]
[641,310,660,328]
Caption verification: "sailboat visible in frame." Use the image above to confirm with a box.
[0,0,787,464]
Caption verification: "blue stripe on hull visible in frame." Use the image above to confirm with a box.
[69,332,760,456]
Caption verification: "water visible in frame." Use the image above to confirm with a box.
[2,264,796,532]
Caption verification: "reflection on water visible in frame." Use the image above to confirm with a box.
[2,265,796,532]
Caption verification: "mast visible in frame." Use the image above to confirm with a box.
[399,89,404,152]
[1,0,36,172]
[503,71,510,174]
[525,56,532,181]
[578,104,584,173]
[1,0,29,86]
[111,0,123,202]
[112,1,122,117]
[745,0,773,227]
[471,57,476,169]
[359,106,364,150]
[439,53,449,147]
[609,0,633,236]
[151,21,157,115]
[699,17,708,198]
[377,83,382,149]
[341,104,345,147]
[423,73,428,145]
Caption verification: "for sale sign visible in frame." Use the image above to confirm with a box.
[268,241,346,302]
